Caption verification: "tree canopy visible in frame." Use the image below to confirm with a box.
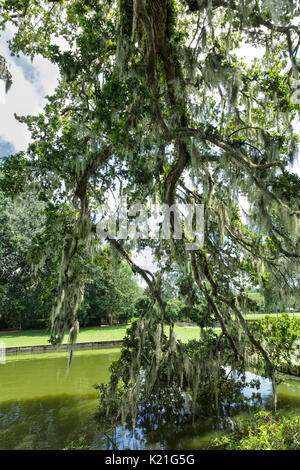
[0,0,300,424]
[0,189,141,329]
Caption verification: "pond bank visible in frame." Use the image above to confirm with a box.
[4,339,300,378]
[4,340,123,355]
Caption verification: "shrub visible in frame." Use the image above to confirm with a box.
[212,411,300,450]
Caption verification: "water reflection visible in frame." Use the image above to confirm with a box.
[91,370,300,450]
[0,396,97,450]
[0,350,300,450]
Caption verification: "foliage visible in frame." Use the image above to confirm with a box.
[0,190,51,329]
[63,435,90,450]
[95,318,263,428]
[79,249,142,326]
[246,291,265,312]
[249,313,300,369]
[212,410,300,450]
[0,190,141,329]
[261,274,300,313]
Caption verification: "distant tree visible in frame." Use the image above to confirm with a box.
[80,248,142,326]
[0,191,50,329]
[262,275,300,313]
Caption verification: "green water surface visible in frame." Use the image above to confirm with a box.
[1,349,300,450]
[0,349,119,450]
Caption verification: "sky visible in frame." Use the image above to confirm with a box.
[0,26,60,156]
[0,25,299,277]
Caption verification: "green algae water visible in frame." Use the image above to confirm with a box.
[1,349,300,450]
[0,349,120,450]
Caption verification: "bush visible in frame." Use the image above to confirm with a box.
[212,411,300,450]
[249,313,300,368]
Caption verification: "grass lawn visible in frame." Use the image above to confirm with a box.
[1,313,299,348]
[0,324,202,348]
[0,326,127,348]
[243,312,300,320]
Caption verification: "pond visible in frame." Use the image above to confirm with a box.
[1,349,300,450]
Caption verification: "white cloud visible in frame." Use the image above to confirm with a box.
[0,25,59,153]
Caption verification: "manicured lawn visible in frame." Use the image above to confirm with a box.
[243,312,300,320]
[173,325,201,342]
[0,324,201,348]
[0,326,128,348]
[1,314,299,348]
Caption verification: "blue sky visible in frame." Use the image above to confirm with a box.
[0,25,59,158]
